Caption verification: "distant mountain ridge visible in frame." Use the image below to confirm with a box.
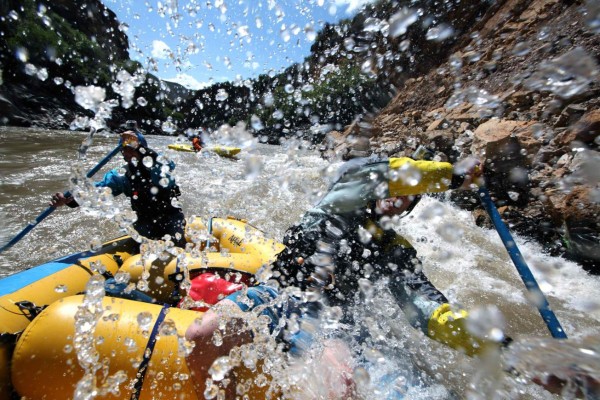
[159,80,193,104]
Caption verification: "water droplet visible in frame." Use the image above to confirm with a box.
[136,312,153,331]
[512,42,531,56]
[524,47,599,99]
[89,238,102,251]
[142,156,154,169]
[114,271,130,285]
[250,115,264,131]
[204,382,219,399]
[159,319,178,336]
[209,356,232,381]
[137,97,148,106]
[426,24,454,41]
[280,26,291,42]
[445,86,501,113]
[215,89,229,101]
[466,305,506,342]
[124,337,138,352]
[15,47,28,62]
[24,63,37,76]
[55,284,68,293]
[305,25,316,41]
[585,0,600,33]
[272,109,284,120]
[389,8,419,38]
[74,86,106,111]
[161,119,177,134]
[508,191,520,201]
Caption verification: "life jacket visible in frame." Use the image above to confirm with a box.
[126,149,182,218]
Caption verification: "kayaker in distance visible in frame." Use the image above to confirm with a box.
[185,151,494,397]
[50,129,187,247]
[191,134,204,152]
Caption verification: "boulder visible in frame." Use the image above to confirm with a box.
[553,109,600,147]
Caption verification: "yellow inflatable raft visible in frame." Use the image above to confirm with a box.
[0,216,285,400]
[167,143,241,158]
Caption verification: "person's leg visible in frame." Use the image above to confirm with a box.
[319,339,357,399]
[185,286,279,397]
[185,299,253,397]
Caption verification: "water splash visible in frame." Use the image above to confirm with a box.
[523,47,598,99]
[445,86,502,116]
[74,86,106,112]
[426,24,454,42]
[72,275,105,399]
[388,8,419,38]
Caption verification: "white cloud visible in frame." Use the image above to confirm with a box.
[333,0,375,13]
[163,73,209,90]
[151,40,172,59]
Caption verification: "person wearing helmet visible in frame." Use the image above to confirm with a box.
[191,135,203,152]
[50,130,186,247]
[184,151,491,396]
[270,153,487,351]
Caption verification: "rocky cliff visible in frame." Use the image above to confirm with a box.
[0,0,185,133]
[0,0,597,269]
[325,0,599,270]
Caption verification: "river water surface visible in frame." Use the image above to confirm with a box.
[1,127,599,399]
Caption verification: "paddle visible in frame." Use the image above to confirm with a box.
[478,186,568,339]
[0,144,122,253]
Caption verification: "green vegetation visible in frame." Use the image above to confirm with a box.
[0,0,397,137]
[3,0,110,85]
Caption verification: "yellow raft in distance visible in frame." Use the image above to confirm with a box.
[167,143,241,158]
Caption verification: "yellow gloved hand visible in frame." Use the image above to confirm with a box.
[427,303,487,357]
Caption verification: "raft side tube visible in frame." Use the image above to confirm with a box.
[0,237,137,335]
[203,217,285,265]
[122,217,286,302]
[12,295,200,400]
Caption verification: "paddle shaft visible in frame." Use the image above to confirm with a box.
[0,144,122,253]
[478,187,567,339]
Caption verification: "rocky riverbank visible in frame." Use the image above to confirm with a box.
[323,0,600,271]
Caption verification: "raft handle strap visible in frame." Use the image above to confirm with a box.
[130,304,170,400]
[15,301,46,321]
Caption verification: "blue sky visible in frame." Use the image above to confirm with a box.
[104,0,376,90]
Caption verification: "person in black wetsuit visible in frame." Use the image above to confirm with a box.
[185,153,490,397]
[51,130,186,248]
[270,154,485,353]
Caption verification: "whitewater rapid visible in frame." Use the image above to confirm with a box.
[1,127,599,399]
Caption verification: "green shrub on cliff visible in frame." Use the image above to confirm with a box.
[3,0,111,85]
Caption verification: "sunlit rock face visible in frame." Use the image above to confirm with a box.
[323,0,599,270]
